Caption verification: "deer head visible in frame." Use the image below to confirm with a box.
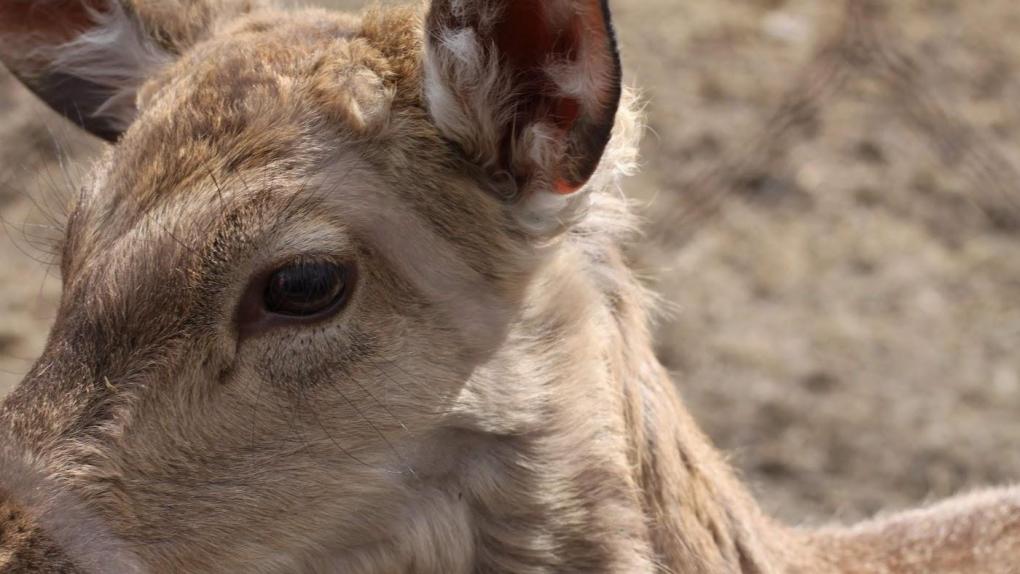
[0,0,640,571]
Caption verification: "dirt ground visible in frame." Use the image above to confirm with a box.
[1,0,1018,526]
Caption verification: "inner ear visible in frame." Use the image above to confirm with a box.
[494,0,585,131]
[495,0,613,192]
[0,1,138,141]
[0,0,257,142]
[425,0,622,201]
[1,1,103,43]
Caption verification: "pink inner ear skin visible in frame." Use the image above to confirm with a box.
[554,178,581,195]
[0,0,107,42]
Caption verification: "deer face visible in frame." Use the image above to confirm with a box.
[0,0,624,571]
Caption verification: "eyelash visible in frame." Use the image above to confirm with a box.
[234,257,356,340]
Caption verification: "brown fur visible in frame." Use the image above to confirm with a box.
[0,1,1018,572]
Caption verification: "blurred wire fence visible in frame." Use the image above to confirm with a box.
[654,0,1020,246]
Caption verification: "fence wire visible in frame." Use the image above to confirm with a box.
[652,0,1020,246]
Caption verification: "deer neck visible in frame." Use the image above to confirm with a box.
[616,331,801,573]
[445,244,813,573]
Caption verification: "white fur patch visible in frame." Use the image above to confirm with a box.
[51,2,172,132]
[424,27,511,171]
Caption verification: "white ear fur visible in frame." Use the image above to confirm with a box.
[423,26,511,172]
[0,0,257,141]
[50,3,172,134]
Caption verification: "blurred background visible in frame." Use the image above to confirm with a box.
[1,0,1018,525]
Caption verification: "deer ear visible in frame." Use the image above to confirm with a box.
[424,0,623,223]
[0,1,256,142]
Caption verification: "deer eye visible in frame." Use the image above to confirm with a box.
[264,260,350,317]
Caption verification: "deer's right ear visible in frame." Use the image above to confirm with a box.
[0,0,256,142]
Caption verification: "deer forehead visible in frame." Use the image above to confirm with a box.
[91,12,398,209]
[61,12,432,271]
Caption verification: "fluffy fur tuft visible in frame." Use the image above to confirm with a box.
[49,2,172,133]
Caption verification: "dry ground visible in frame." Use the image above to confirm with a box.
[1,0,1018,526]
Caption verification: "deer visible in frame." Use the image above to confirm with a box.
[0,0,1017,572]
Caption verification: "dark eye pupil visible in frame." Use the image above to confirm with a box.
[264,261,347,316]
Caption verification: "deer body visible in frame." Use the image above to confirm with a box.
[0,1,1017,572]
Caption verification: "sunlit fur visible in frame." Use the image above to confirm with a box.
[0,1,1018,573]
